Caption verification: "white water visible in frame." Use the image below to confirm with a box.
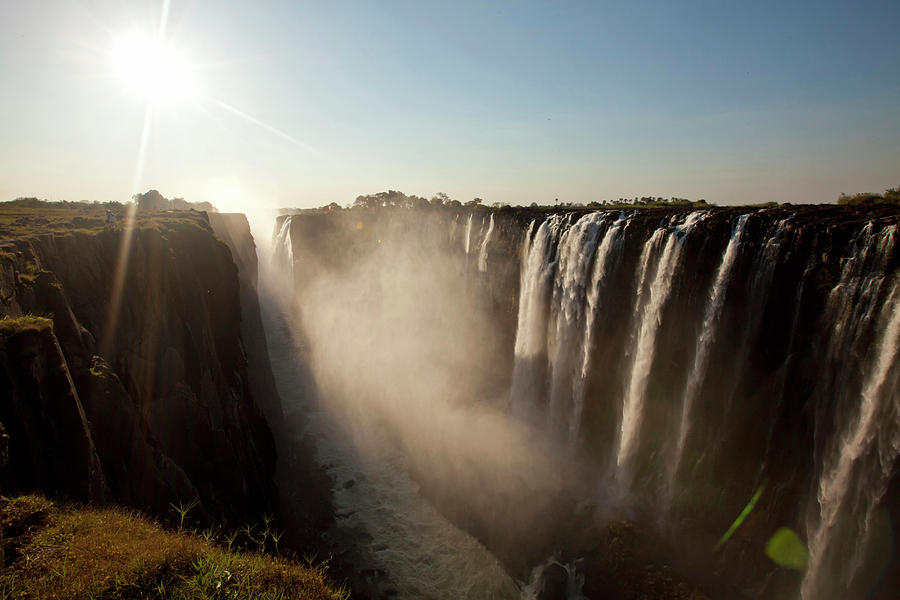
[664,214,748,503]
[615,212,705,485]
[510,216,563,420]
[520,558,586,600]
[720,217,790,417]
[464,213,474,255]
[546,212,608,437]
[273,215,294,277]
[802,225,900,600]
[571,213,629,443]
[478,214,495,272]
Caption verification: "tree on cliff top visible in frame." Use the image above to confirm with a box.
[838,186,900,206]
[132,189,218,212]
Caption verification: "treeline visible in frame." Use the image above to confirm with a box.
[837,187,900,206]
[310,191,713,212]
[132,189,217,212]
[584,196,709,209]
[349,190,472,210]
[7,190,218,213]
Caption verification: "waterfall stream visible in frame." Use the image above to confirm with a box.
[615,212,705,486]
[664,214,748,505]
[802,225,900,600]
[478,214,495,272]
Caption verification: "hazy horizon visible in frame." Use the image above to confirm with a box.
[2,1,898,211]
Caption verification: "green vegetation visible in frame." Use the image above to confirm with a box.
[585,196,711,209]
[0,199,213,240]
[0,495,347,600]
[132,190,217,213]
[837,186,900,206]
[309,190,715,212]
[0,315,53,337]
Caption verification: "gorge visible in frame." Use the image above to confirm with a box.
[271,203,899,600]
[1,201,897,600]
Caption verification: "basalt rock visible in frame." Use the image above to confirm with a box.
[0,212,277,526]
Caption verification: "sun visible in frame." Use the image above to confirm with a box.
[109,31,198,104]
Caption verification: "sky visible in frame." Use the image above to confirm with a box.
[1,0,898,210]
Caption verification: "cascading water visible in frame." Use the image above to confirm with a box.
[719,216,790,418]
[464,213,474,255]
[802,224,900,600]
[615,212,705,486]
[510,216,566,421]
[478,214,495,272]
[664,213,748,504]
[572,212,629,443]
[546,212,608,437]
[274,215,293,276]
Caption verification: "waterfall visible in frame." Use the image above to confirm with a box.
[269,206,900,598]
[615,212,705,486]
[464,213,474,254]
[664,214,748,503]
[478,214,495,272]
[510,216,564,420]
[720,217,790,417]
[274,216,293,278]
[802,224,900,600]
[571,213,629,443]
[546,212,608,437]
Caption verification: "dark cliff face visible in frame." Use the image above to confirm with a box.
[208,212,334,549]
[0,212,277,526]
[0,320,108,503]
[208,213,284,430]
[278,203,900,599]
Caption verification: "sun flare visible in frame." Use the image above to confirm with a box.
[108,32,198,103]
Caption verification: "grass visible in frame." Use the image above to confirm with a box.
[0,495,348,600]
[0,201,212,240]
[0,315,53,337]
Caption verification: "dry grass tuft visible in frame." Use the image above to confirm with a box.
[0,495,348,600]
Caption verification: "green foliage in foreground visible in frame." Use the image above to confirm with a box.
[0,495,348,600]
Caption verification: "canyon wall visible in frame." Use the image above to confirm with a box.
[0,212,277,526]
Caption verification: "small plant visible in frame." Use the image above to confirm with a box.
[225,530,240,552]
[200,525,217,543]
[270,530,284,555]
[169,498,199,531]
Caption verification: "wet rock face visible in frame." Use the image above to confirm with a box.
[0,213,277,525]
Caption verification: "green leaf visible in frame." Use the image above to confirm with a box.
[765,527,809,570]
